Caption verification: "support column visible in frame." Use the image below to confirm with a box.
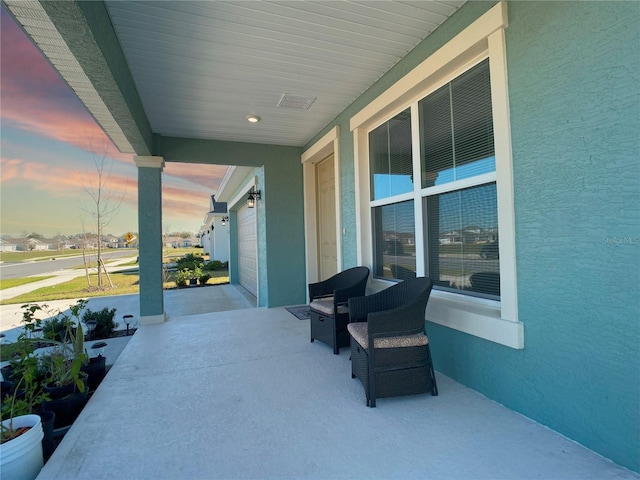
[134,156,166,324]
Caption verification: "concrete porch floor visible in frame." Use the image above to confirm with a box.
[36,285,637,480]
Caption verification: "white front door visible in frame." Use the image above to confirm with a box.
[317,155,338,280]
[237,203,257,296]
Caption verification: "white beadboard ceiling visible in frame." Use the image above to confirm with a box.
[104,1,465,147]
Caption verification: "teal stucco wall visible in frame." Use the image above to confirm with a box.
[305,1,496,269]
[137,166,164,317]
[159,136,306,308]
[305,1,640,472]
[491,2,638,469]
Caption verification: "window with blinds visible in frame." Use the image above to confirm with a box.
[368,58,500,299]
[373,200,416,281]
[420,59,499,298]
[369,109,413,201]
[424,184,499,298]
[420,59,495,188]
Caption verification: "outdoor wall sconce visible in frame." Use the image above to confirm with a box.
[221,216,229,226]
[247,188,261,208]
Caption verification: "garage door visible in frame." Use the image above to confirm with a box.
[237,203,257,297]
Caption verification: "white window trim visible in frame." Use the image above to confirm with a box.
[351,2,523,349]
[301,126,342,297]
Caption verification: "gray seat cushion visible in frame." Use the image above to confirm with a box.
[309,296,349,316]
[347,322,428,349]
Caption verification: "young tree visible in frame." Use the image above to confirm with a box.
[81,146,127,287]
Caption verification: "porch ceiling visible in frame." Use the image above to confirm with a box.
[4,0,465,151]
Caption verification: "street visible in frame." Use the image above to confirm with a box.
[0,250,138,279]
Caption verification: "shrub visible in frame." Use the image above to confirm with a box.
[203,260,224,271]
[82,307,118,339]
[198,273,211,286]
[42,316,73,342]
[175,253,203,271]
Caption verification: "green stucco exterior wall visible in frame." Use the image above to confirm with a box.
[305,1,497,270]
[305,0,639,472]
[159,136,306,308]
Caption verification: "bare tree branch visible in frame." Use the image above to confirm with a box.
[79,141,128,287]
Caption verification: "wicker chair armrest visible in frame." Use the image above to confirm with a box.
[333,282,365,305]
[308,279,333,300]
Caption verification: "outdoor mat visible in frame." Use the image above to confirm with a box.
[286,305,311,320]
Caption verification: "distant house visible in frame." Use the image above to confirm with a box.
[180,238,196,248]
[0,237,64,251]
[103,235,119,248]
[200,194,229,262]
[164,236,197,248]
[0,238,17,252]
[115,235,138,248]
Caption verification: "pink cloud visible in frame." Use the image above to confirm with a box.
[0,157,23,181]
[163,163,227,191]
[0,9,131,163]
[1,156,134,205]
[161,181,216,225]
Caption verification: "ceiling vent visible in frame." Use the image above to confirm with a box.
[277,94,316,110]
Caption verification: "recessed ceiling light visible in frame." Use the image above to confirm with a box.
[246,115,261,123]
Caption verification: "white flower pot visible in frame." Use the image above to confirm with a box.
[0,414,44,480]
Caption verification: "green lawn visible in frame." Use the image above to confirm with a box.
[0,276,54,290]
[0,270,230,305]
[0,248,227,305]
[0,249,90,263]
[0,273,141,305]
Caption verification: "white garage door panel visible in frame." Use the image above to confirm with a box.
[237,204,257,296]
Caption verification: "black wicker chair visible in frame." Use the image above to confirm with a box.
[347,277,437,407]
[309,266,370,354]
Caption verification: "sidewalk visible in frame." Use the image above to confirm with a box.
[0,257,139,335]
[0,257,138,303]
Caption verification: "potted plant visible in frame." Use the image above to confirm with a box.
[175,253,205,287]
[198,272,211,286]
[30,300,90,429]
[0,413,44,480]
[80,306,117,390]
[174,268,191,288]
[0,310,49,479]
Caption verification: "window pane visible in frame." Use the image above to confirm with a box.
[373,201,416,280]
[420,59,495,188]
[425,183,500,298]
[369,109,413,200]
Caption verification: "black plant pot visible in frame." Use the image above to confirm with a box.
[1,365,18,383]
[1,380,16,400]
[43,379,83,400]
[81,356,106,391]
[41,387,89,429]
[37,409,56,459]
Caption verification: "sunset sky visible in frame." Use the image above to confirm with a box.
[0,6,227,238]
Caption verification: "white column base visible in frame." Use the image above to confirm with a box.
[139,313,166,325]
